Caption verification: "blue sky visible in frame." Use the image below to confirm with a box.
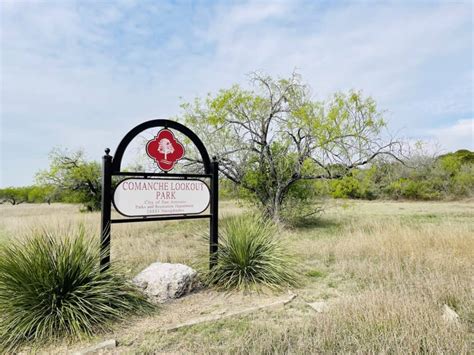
[1,0,473,187]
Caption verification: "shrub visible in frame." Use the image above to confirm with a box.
[385,178,441,200]
[280,180,326,225]
[330,176,361,199]
[280,195,325,227]
[204,215,298,291]
[450,165,474,197]
[0,226,152,351]
[329,170,378,200]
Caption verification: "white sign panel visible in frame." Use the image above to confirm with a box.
[113,178,210,217]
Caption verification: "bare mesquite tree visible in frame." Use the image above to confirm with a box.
[181,72,403,221]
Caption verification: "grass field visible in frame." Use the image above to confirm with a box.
[0,199,472,353]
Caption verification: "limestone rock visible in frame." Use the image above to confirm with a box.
[133,262,198,303]
[307,301,329,313]
[442,304,460,325]
[74,339,116,355]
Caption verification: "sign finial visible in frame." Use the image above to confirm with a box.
[105,148,111,156]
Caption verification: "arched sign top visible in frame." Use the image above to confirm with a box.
[100,118,218,271]
[111,119,211,174]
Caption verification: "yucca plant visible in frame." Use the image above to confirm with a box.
[0,225,152,351]
[204,214,298,291]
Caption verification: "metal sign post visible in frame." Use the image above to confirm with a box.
[100,119,218,271]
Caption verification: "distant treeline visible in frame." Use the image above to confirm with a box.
[0,185,86,206]
[1,149,473,209]
[221,149,474,201]
[0,148,101,210]
[322,149,474,200]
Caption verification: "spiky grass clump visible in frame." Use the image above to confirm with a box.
[205,215,298,291]
[0,226,152,351]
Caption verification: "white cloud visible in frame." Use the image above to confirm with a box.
[428,119,474,152]
[0,0,472,186]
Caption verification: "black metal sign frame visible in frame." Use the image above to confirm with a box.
[100,119,218,270]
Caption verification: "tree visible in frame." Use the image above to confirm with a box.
[36,149,101,211]
[0,187,29,205]
[26,185,55,204]
[0,186,58,205]
[181,72,403,221]
[158,138,174,161]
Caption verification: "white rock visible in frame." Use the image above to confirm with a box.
[442,304,460,324]
[133,262,198,303]
[307,301,329,313]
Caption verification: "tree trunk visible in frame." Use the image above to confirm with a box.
[271,190,283,223]
[272,203,281,223]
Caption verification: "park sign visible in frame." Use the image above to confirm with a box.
[100,119,218,270]
[113,178,210,217]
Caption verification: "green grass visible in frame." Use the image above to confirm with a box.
[305,269,326,278]
[203,214,299,290]
[0,225,152,351]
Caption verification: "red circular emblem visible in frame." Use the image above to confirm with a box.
[146,129,185,172]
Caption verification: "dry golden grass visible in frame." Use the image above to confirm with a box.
[0,199,472,353]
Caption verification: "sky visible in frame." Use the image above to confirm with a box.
[1,0,473,187]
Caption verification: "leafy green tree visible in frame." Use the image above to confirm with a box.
[451,164,474,197]
[0,187,29,205]
[181,72,402,221]
[437,150,474,197]
[439,149,474,165]
[26,185,55,203]
[36,149,101,211]
[0,186,58,205]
